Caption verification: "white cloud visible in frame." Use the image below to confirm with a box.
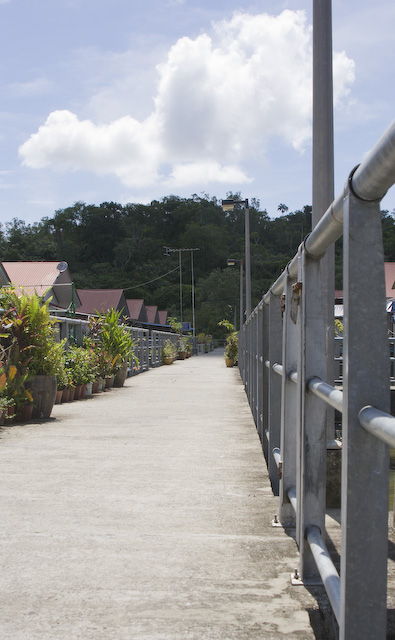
[19,10,354,191]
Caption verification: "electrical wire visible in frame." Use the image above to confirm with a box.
[123,265,180,291]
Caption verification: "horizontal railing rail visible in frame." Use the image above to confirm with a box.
[51,315,190,378]
[239,118,395,639]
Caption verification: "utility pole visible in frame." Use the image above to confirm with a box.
[164,247,200,331]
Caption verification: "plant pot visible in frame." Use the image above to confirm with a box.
[225,358,234,367]
[73,384,83,400]
[113,362,128,387]
[55,389,63,404]
[85,382,93,397]
[105,376,114,389]
[92,380,100,394]
[27,374,57,419]
[163,357,173,365]
[80,384,87,399]
[6,404,15,422]
[0,408,5,425]
[68,386,76,401]
[62,388,70,403]
[17,403,33,422]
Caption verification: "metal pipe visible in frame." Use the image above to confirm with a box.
[359,405,395,448]
[272,447,282,468]
[245,202,252,318]
[273,447,282,479]
[305,525,341,622]
[288,485,297,514]
[262,119,395,305]
[307,377,343,413]
[352,119,395,201]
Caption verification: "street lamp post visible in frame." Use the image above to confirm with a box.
[227,258,243,331]
[222,198,251,319]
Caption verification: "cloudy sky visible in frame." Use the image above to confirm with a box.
[1,0,395,225]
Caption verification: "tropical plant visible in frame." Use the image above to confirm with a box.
[0,288,64,377]
[168,316,183,334]
[63,345,95,386]
[162,339,176,362]
[90,309,138,372]
[218,319,238,361]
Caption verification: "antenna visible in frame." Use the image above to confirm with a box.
[56,261,68,273]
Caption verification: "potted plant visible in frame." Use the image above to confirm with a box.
[224,332,238,367]
[89,309,138,387]
[218,320,238,367]
[0,289,64,418]
[162,340,176,364]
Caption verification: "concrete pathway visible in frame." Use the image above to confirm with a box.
[0,350,335,640]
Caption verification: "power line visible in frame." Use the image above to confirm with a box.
[123,265,180,291]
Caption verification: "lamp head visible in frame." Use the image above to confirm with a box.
[222,199,235,212]
[227,259,236,266]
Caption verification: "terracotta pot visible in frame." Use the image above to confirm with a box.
[68,386,76,401]
[0,408,5,425]
[92,380,100,394]
[113,362,128,387]
[225,358,234,368]
[105,376,114,389]
[17,403,33,422]
[73,384,83,400]
[62,388,70,403]
[26,375,57,419]
[55,389,63,404]
[80,384,87,399]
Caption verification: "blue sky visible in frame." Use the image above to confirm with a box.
[1,0,395,226]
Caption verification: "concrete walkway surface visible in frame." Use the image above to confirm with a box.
[0,350,335,640]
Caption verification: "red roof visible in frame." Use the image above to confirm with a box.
[0,261,79,310]
[385,263,395,299]
[1,261,67,297]
[126,299,147,322]
[77,289,126,315]
[146,305,159,324]
[158,310,168,325]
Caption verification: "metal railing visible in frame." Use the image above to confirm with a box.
[239,118,395,639]
[52,316,184,377]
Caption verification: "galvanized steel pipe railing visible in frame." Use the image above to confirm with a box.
[305,525,341,623]
[262,119,395,305]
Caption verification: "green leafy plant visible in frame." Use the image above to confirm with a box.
[168,316,183,335]
[90,309,138,373]
[162,339,176,362]
[218,319,238,361]
[62,345,95,386]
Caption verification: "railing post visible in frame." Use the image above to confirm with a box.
[262,303,270,461]
[267,293,283,495]
[297,245,327,579]
[340,189,389,639]
[256,306,264,432]
[279,268,299,526]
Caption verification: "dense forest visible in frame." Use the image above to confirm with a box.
[1,194,395,336]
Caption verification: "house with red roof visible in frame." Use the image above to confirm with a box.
[126,299,148,323]
[145,305,160,325]
[77,289,128,317]
[0,261,81,312]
